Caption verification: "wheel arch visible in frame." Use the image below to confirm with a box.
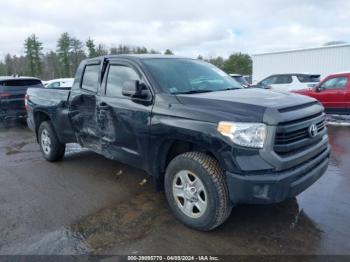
[33,110,51,141]
[152,138,228,191]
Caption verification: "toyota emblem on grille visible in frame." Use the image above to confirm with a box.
[308,124,318,137]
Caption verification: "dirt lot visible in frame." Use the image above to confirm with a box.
[0,122,350,255]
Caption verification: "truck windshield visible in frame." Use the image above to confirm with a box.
[142,58,242,94]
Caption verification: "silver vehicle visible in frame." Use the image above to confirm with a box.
[44,78,74,89]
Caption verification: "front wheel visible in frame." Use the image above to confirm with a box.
[38,121,65,162]
[164,152,232,231]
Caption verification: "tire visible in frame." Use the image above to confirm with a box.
[164,152,232,231]
[38,121,65,162]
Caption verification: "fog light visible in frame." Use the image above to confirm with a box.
[253,185,269,199]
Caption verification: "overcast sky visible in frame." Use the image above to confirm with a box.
[0,0,349,59]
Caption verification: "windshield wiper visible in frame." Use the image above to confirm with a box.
[216,87,241,91]
[174,90,214,95]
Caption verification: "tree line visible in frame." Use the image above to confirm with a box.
[0,33,252,80]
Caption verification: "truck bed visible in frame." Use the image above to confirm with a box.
[27,88,70,108]
[26,87,76,143]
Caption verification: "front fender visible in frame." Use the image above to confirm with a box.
[148,115,239,180]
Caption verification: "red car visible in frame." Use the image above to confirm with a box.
[295,72,350,115]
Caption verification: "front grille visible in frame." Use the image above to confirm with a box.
[274,113,326,156]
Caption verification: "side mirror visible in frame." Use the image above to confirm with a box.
[122,80,150,99]
[315,85,322,92]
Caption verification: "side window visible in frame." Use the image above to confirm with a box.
[320,77,348,90]
[81,64,100,92]
[261,76,276,85]
[274,75,292,84]
[105,65,140,98]
[297,75,320,83]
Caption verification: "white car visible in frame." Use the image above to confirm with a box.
[257,73,320,92]
[44,78,74,89]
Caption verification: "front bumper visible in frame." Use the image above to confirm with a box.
[226,145,330,204]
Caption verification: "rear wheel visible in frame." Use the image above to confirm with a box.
[165,152,232,231]
[38,121,65,161]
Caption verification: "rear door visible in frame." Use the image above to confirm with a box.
[69,61,101,150]
[313,76,348,114]
[97,60,153,169]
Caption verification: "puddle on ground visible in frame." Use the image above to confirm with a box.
[2,189,167,255]
[5,228,90,255]
[295,125,350,254]
[70,190,167,254]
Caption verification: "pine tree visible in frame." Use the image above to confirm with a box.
[70,37,86,75]
[43,51,61,79]
[86,38,97,58]
[164,49,174,55]
[4,54,13,75]
[57,32,72,77]
[95,44,108,56]
[24,34,43,77]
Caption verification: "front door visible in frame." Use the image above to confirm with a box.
[314,76,348,114]
[97,60,153,170]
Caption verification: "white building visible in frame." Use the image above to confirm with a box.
[252,44,350,83]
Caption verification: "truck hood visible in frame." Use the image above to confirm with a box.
[175,88,317,123]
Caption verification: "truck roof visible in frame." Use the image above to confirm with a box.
[109,54,188,59]
[85,54,190,63]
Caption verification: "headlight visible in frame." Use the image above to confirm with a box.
[217,122,267,148]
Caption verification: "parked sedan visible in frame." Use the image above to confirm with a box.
[257,73,320,92]
[294,72,350,115]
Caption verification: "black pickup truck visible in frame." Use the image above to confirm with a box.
[26,55,330,231]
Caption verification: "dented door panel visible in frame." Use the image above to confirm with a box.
[69,92,101,151]
[96,95,152,170]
